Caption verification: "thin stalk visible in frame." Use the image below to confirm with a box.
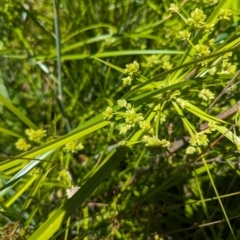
[53,0,71,132]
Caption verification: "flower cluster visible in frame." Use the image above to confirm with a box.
[195,44,210,57]
[226,84,238,96]
[170,4,234,62]
[142,55,173,70]
[122,76,132,86]
[186,122,218,154]
[187,8,206,29]
[186,132,209,155]
[141,55,161,68]
[104,99,145,135]
[103,99,170,149]
[121,61,139,87]
[119,124,132,135]
[176,98,190,109]
[204,23,215,34]
[186,146,197,155]
[15,138,31,151]
[63,141,84,153]
[198,89,215,101]
[208,53,236,75]
[219,60,236,74]
[169,3,179,13]
[15,128,47,151]
[25,128,47,142]
[103,106,114,120]
[172,6,214,55]
[139,120,152,132]
[125,61,139,75]
[207,121,218,132]
[118,102,144,135]
[189,132,209,146]
[124,108,144,125]
[179,30,191,40]
[218,8,232,21]
[162,61,173,70]
[117,99,127,108]
[143,135,171,148]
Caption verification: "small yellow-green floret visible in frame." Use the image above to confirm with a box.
[124,61,139,75]
[198,89,215,101]
[189,132,209,147]
[25,128,47,142]
[195,44,210,56]
[187,8,206,28]
[103,106,114,120]
[122,76,132,86]
[179,30,191,40]
[219,9,232,21]
[186,146,196,154]
[119,125,131,135]
[124,108,144,124]
[16,138,31,151]
[64,141,84,153]
[169,3,179,12]
[144,136,170,147]
[162,61,173,70]
[117,99,127,108]
[139,120,151,131]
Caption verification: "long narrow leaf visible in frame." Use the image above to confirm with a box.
[28,148,126,240]
[0,94,37,129]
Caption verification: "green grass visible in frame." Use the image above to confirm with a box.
[0,0,240,239]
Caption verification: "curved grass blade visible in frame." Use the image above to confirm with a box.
[0,94,37,129]
[62,23,118,43]
[61,49,184,61]
[0,150,55,198]
[0,127,22,138]
[0,118,110,195]
[28,148,126,240]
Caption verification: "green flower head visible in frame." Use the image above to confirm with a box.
[124,108,143,124]
[169,3,179,13]
[139,120,151,131]
[119,124,132,135]
[179,30,191,40]
[64,141,84,153]
[124,61,139,75]
[103,106,114,120]
[187,8,206,28]
[16,138,31,151]
[219,9,232,21]
[198,89,215,101]
[25,128,47,142]
[122,76,132,86]
[186,146,196,154]
[195,44,210,57]
[162,61,173,70]
[117,99,127,108]
[189,132,209,147]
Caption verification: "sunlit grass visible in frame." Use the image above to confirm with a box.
[0,0,240,239]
